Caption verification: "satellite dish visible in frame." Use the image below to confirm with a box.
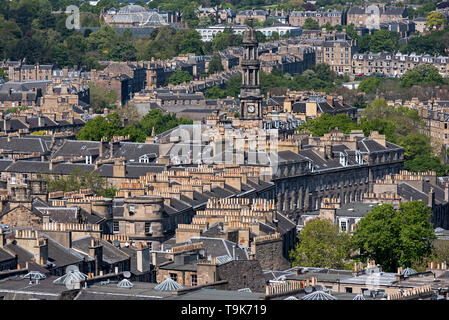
[304,286,313,293]
[123,271,131,279]
[113,240,120,247]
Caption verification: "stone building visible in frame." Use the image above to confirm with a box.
[239,19,263,127]
[365,170,449,229]
[91,62,146,106]
[156,242,267,292]
[235,9,268,25]
[1,62,54,82]
[321,31,358,74]
[347,6,407,28]
[352,52,449,77]
[282,91,357,121]
[273,130,404,220]
[289,10,344,27]
[174,197,296,266]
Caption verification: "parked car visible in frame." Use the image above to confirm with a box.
[0,224,11,233]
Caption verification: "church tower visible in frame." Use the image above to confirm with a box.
[239,19,263,124]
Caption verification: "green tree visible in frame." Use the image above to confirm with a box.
[76,113,122,141]
[290,219,353,269]
[352,94,367,109]
[361,98,392,120]
[223,74,242,98]
[167,70,192,85]
[426,11,446,30]
[88,82,117,113]
[208,53,223,74]
[353,202,435,271]
[398,201,436,268]
[398,133,433,160]
[211,30,242,51]
[0,68,8,81]
[358,77,381,94]
[297,113,359,136]
[369,30,399,53]
[181,5,199,28]
[172,29,203,55]
[43,167,115,197]
[137,108,192,136]
[302,17,320,30]
[401,64,444,88]
[205,85,227,99]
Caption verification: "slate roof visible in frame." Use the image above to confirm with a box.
[0,247,15,263]
[52,140,100,159]
[5,161,51,174]
[0,136,48,153]
[72,236,130,265]
[175,237,249,260]
[42,234,89,268]
[112,142,159,162]
[34,207,79,224]
[93,163,166,178]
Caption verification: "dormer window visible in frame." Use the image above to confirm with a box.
[85,155,92,164]
[139,155,150,163]
[339,152,348,166]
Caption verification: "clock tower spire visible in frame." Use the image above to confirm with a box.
[239,18,263,123]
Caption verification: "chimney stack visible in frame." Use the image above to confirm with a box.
[89,238,103,276]
[429,187,435,208]
[136,242,151,273]
[445,182,449,202]
[0,229,5,248]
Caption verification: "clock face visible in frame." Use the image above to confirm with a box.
[247,105,255,113]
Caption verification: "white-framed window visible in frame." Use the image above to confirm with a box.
[113,221,120,233]
[191,274,198,286]
[139,155,149,163]
[10,174,16,185]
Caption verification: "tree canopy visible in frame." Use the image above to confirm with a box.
[43,167,117,198]
[426,11,446,30]
[353,202,435,271]
[290,219,353,269]
[302,17,320,30]
[401,64,444,88]
[167,70,192,85]
[76,108,193,143]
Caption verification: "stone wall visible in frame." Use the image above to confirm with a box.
[216,260,266,293]
[253,238,291,270]
[0,205,41,228]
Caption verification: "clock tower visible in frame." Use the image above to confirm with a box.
[239,19,263,123]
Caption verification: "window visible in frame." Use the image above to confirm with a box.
[191,274,198,286]
[22,174,27,184]
[170,273,178,282]
[129,205,135,215]
[10,174,16,185]
[113,221,119,233]
[341,221,347,231]
[145,222,151,234]
[345,287,353,293]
